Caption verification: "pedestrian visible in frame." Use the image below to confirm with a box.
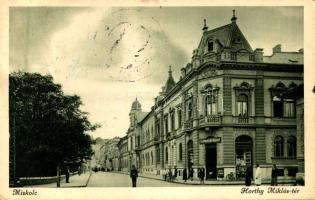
[197,168,201,183]
[162,168,167,181]
[174,166,178,181]
[200,168,205,184]
[245,164,252,186]
[168,168,173,182]
[271,164,278,186]
[65,166,70,183]
[130,165,138,187]
[183,168,188,182]
[189,168,194,181]
[254,164,262,186]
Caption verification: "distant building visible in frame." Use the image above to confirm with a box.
[117,11,303,182]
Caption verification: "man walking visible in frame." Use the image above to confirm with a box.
[130,165,138,187]
[271,164,278,186]
[183,168,188,182]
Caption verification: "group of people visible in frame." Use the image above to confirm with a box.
[245,164,278,186]
[130,163,280,187]
[161,167,178,182]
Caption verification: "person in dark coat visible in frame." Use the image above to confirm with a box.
[271,164,278,186]
[183,168,188,182]
[130,165,138,187]
[189,168,194,181]
[245,165,252,186]
[200,168,205,184]
[65,166,70,183]
[174,166,178,180]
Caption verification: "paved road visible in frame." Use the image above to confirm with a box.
[87,172,199,187]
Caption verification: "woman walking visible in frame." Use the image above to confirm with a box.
[254,164,262,186]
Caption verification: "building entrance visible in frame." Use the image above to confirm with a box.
[235,135,253,180]
[205,144,217,179]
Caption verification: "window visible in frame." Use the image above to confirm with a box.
[205,92,217,115]
[237,94,248,116]
[164,115,169,135]
[274,136,284,157]
[165,147,168,163]
[208,40,213,52]
[187,140,194,168]
[273,96,283,117]
[156,147,160,164]
[287,136,297,158]
[170,111,175,131]
[187,101,193,120]
[231,52,237,61]
[179,143,183,161]
[178,108,182,128]
[284,100,295,117]
[151,151,153,165]
[156,120,160,138]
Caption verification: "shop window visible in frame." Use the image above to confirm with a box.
[287,167,298,177]
[277,169,284,176]
[274,136,284,157]
[235,135,253,179]
[179,143,183,161]
[287,136,297,158]
[237,94,248,116]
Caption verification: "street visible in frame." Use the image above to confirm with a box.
[87,172,198,187]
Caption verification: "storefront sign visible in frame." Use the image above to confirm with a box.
[200,137,221,144]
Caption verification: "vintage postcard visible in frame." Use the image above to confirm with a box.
[0,0,315,200]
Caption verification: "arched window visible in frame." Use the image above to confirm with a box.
[165,147,168,163]
[274,136,284,157]
[187,140,194,168]
[287,136,297,158]
[237,94,248,116]
[179,143,183,161]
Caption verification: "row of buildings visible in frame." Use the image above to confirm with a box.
[98,12,304,182]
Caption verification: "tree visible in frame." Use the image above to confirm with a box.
[9,72,99,187]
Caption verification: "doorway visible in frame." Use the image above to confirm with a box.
[205,143,217,179]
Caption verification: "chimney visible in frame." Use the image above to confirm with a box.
[181,67,186,77]
[202,19,208,32]
[299,48,304,53]
[272,44,281,53]
[254,48,264,62]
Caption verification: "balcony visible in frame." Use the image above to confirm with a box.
[233,116,254,124]
[199,115,222,126]
[184,120,193,130]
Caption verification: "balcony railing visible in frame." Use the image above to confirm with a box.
[199,115,222,126]
[234,116,254,124]
[184,120,193,129]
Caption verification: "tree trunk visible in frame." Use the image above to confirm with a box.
[57,163,60,187]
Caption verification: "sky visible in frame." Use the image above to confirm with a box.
[9,7,303,139]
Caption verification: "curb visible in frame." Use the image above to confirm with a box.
[110,171,296,186]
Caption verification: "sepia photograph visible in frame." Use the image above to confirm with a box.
[1,2,315,200]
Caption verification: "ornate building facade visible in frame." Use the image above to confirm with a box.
[117,12,303,182]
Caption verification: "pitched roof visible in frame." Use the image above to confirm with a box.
[198,22,253,53]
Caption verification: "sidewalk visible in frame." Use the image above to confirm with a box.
[113,171,295,186]
[26,172,92,188]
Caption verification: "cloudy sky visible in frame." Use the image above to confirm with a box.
[9,7,303,139]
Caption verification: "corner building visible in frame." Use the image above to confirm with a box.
[119,13,303,182]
